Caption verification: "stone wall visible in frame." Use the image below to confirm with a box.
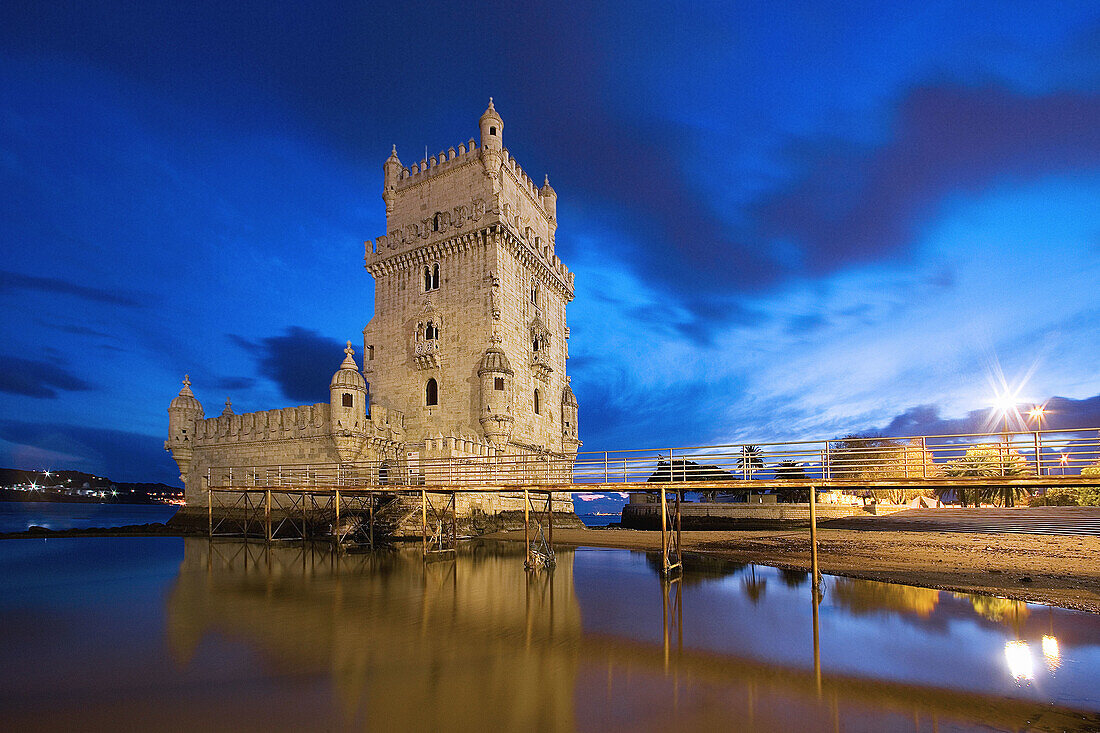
[622,502,869,529]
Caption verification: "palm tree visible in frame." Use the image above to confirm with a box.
[738,445,765,480]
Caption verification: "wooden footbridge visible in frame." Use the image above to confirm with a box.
[206,427,1100,578]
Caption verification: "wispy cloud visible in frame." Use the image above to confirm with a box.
[0,355,94,398]
[0,270,142,307]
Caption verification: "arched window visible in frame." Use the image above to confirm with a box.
[426,378,438,406]
[532,335,539,351]
[531,281,539,306]
[341,393,353,408]
[534,389,540,415]
[378,463,389,485]
[432,214,440,232]
[425,321,438,340]
[432,263,440,290]
[424,266,432,292]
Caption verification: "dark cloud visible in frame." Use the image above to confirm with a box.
[0,270,142,307]
[0,355,94,398]
[0,419,177,485]
[756,86,1100,272]
[879,394,1100,436]
[231,327,344,404]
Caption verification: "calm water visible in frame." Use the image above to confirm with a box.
[0,537,1097,732]
[578,513,620,527]
[0,501,179,533]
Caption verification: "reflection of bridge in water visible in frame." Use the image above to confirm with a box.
[166,540,1100,731]
[207,427,1100,576]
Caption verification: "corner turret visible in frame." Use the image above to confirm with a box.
[330,341,368,462]
[539,175,557,223]
[561,378,580,454]
[166,375,204,482]
[479,98,503,152]
[383,145,402,217]
[478,336,515,446]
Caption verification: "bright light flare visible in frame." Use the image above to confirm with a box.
[1004,640,1034,682]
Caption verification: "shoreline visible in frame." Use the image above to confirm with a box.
[5,519,1097,613]
[486,527,1100,613]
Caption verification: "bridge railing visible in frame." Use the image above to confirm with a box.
[206,427,1100,490]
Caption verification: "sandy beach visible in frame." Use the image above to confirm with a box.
[487,526,1100,612]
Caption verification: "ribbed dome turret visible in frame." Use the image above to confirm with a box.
[540,174,556,197]
[480,97,502,125]
[330,341,366,390]
[169,375,203,412]
[478,344,513,375]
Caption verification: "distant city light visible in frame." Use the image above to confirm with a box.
[1004,640,1034,682]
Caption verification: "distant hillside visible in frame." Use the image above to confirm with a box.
[0,468,181,504]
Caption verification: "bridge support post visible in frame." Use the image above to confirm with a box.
[265,489,271,542]
[524,488,556,570]
[809,484,820,590]
[660,487,682,577]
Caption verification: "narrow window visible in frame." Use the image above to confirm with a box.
[432,263,440,289]
[425,321,438,340]
[534,389,540,415]
[532,336,539,351]
[342,393,353,408]
[490,126,497,136]
[531,281,538,306]
[494,377,505,391]
[424,266,431,292]
[367,345,375,360]
[378,464,388,485]
[433,214,440,232]
[426,378,438,406]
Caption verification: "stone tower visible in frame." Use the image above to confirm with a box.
[363,100,579,459]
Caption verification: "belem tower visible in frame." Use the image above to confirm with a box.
[166,100,580,515]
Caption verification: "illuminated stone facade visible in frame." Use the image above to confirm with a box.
[167,101,578,513]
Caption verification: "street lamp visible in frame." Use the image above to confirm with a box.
[1027,406,1047,474]
[1027,406,1046,429]
[1060,453,1068,476]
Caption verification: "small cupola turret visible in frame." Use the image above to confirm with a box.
[166,375,204,482]
[329,341,368,462]
[479,98,503,153]
[478,336,515,447]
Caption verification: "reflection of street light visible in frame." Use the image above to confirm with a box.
[1004,639,1034,682]
[1060,453,1068,476]
[1042,635,1061,672]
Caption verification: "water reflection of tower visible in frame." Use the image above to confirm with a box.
[166,540,582,731]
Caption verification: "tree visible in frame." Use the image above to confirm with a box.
[774,461,810,502]
[942,444,1032,506]
[646,459,739,501]
[738,445,765,479]
[829,435,939,483]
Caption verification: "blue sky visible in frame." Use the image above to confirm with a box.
[1,2,1099,484]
